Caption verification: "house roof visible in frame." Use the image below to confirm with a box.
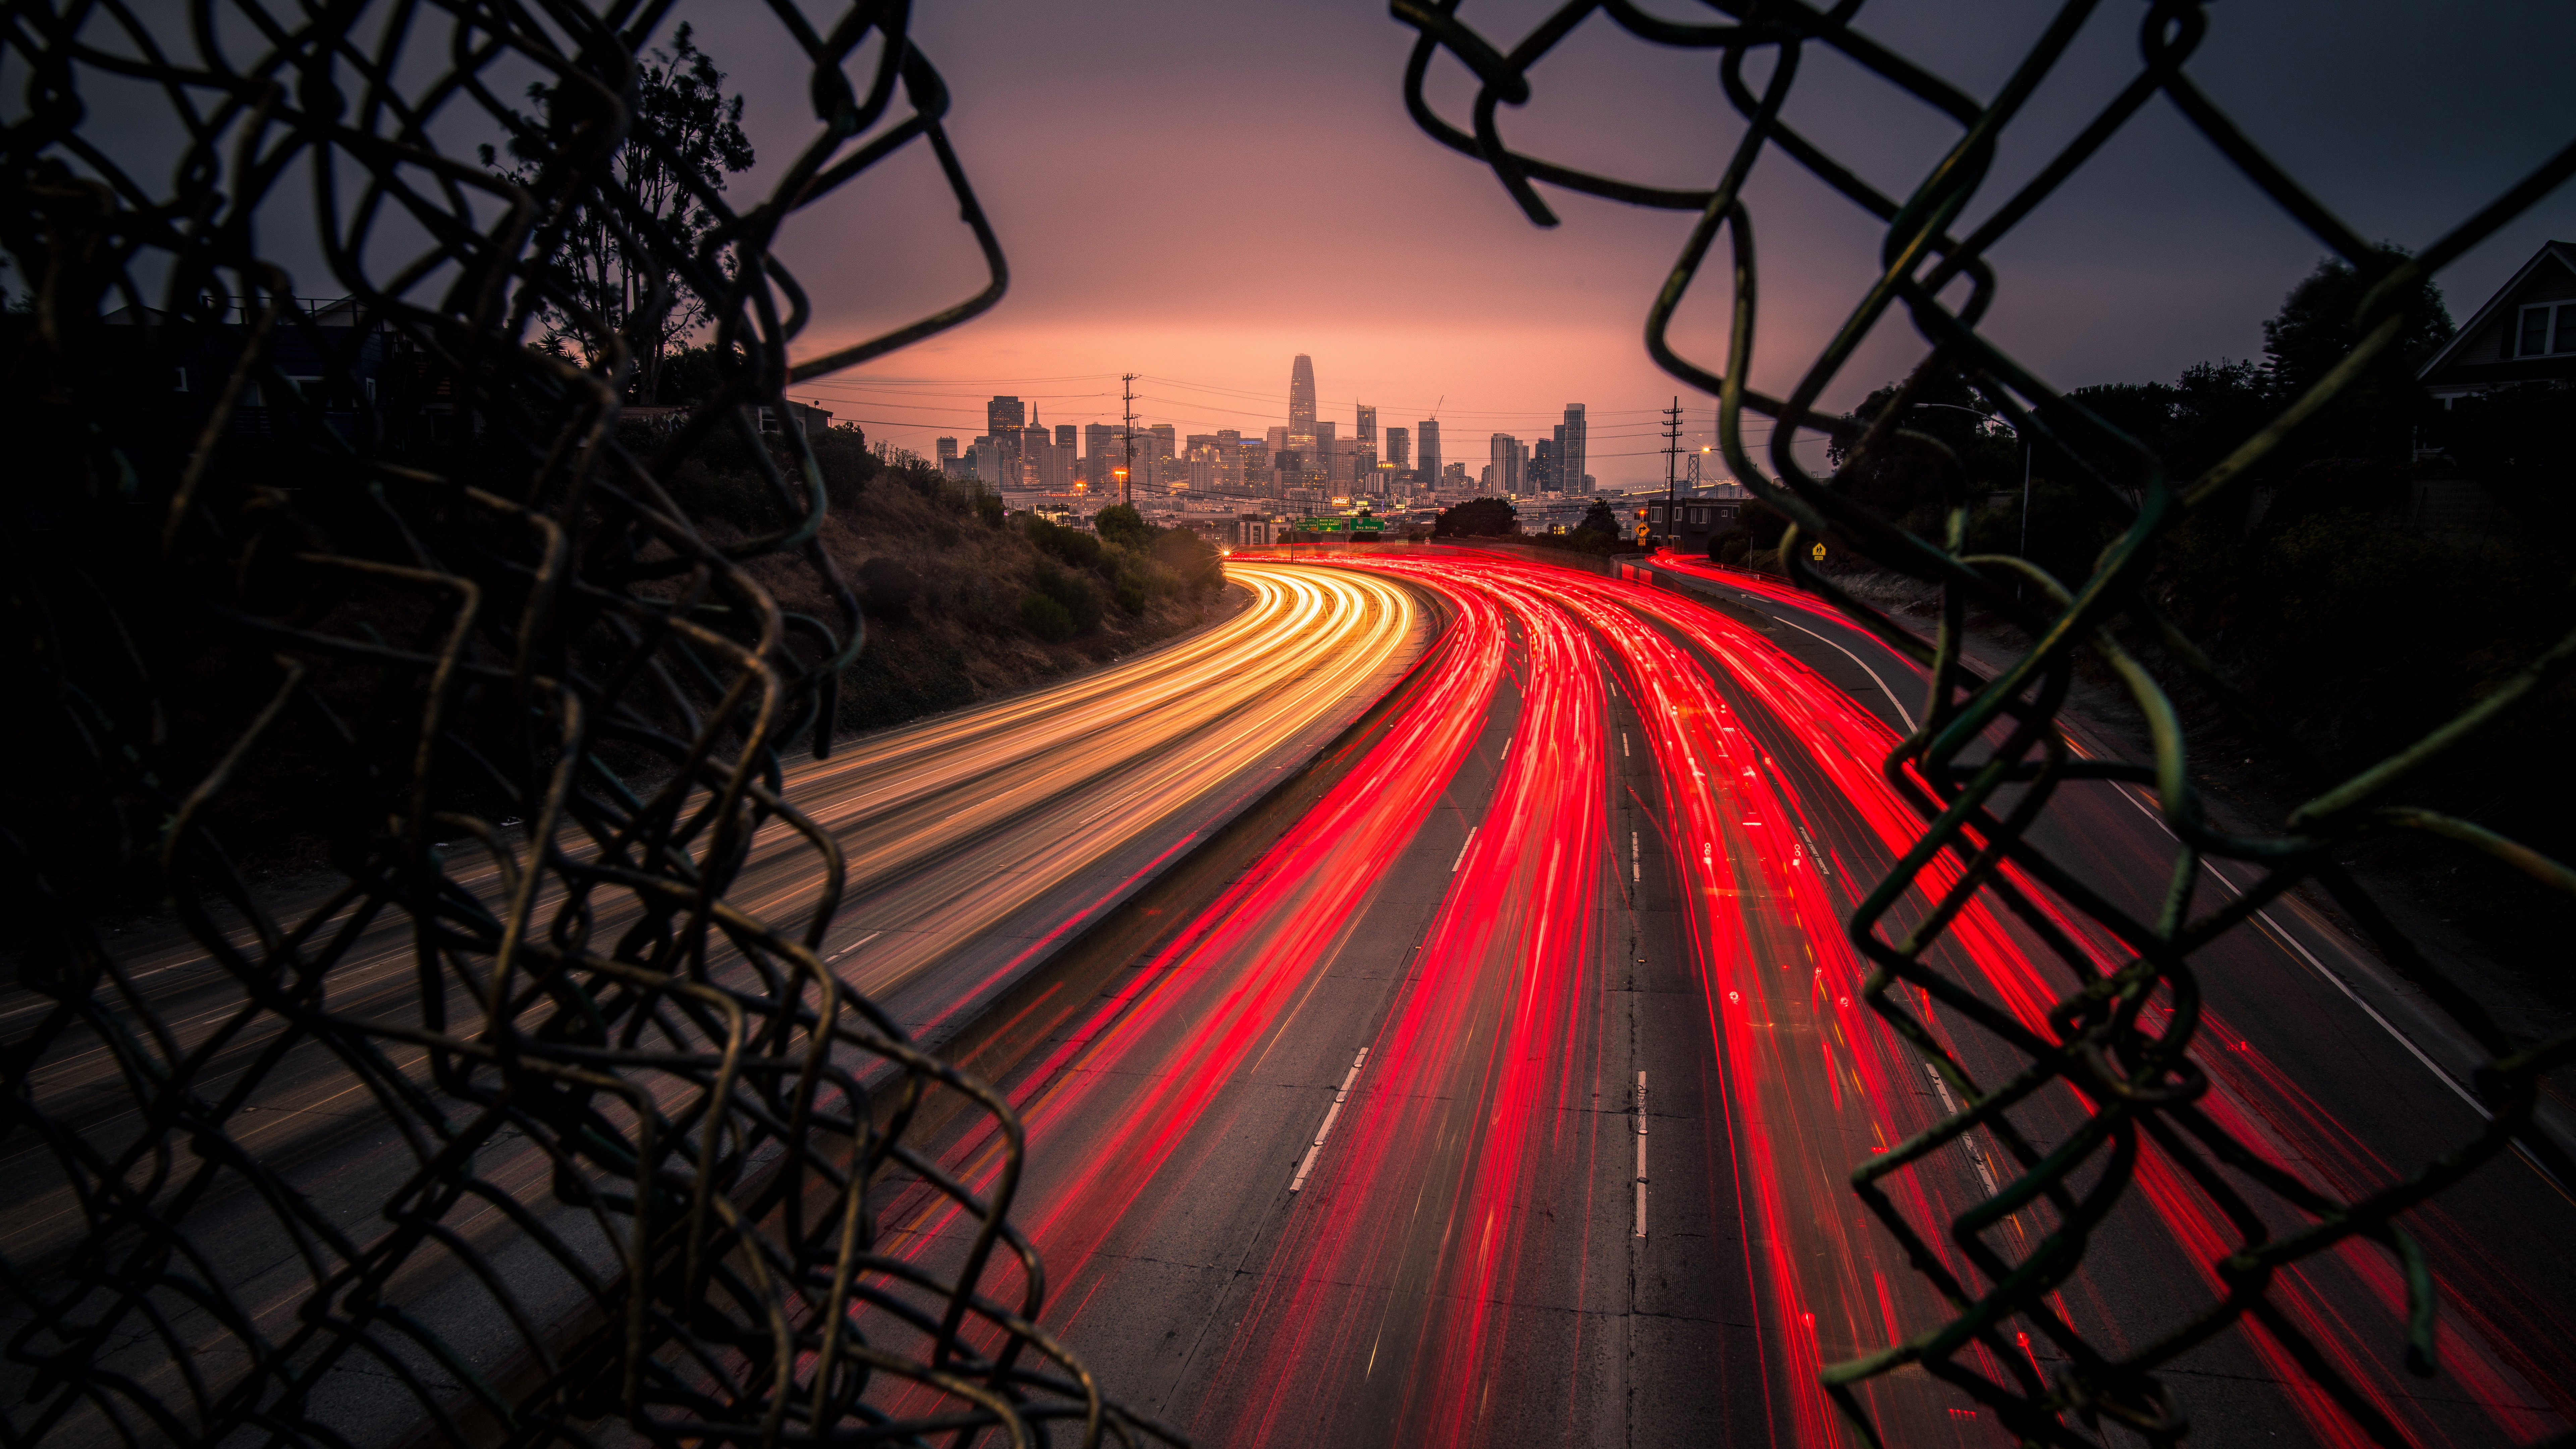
[2417,239,2576,382]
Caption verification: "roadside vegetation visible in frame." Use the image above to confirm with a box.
[1432,495,1629,556]
[653,417,1229,734]
[1716,251,2575,997]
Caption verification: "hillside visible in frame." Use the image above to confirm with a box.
[665,422,1231,737]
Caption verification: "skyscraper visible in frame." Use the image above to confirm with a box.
[1417,420,1442,490]
[1055,423,1076,455]
[1386,426,1410,472]
[986,396,1024,488]
[1561,404,1589,494]
[1533,437,1558,492]
[1354,404,1377,448]
[935,437,959,465]
[1287,355,1318,455]
[1489,433,1523,493]
[1083,422,1115,486]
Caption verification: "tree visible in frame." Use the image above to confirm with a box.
[1828,369,2018,532]
[1576,499,1620,539]
[1093,503,1151,550]
[2261,247,2452,468]
[481,24,755,405]
[1434,496,1517,537]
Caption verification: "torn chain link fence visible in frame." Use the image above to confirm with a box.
[1396,1,2576,1444]
[1,2,1177,1446]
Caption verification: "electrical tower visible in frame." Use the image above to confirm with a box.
[1121,373,1138,508]
[1661,398,1683,550]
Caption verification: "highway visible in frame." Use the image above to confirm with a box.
[869,549,2576,1447]
[15,546,2574,1448]
[0,562,1430,1448]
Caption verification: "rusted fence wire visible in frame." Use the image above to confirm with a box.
[1397,1,2576,1443]
[1,2,1175,1446]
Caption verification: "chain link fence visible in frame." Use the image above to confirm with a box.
[1,2,1176,1445]
[1396,1,2576,1443]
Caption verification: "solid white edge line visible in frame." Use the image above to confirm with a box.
[1291,1046,1371,1192]
[1736,575,2566,1194]
[1451,825,1478,873]
[2102,784,2498,1123]
[1764,608,1920,736]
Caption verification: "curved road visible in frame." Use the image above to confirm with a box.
[873,549,2576,1448]
[0,562,1430,1448]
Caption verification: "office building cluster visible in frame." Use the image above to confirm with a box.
[925,355,1595,546]
[932,355,1590,508]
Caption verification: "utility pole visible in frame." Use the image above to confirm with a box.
[1121,373,1138,509]
[1661,398,1683,552]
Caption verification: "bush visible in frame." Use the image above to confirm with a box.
[1025,515,1104,570]
[1529,528,1621,558]
[811,424,880,509]
[1113,573,1148,615]
[1033,561,1104,632]
[1151,528,1224,594]
[1434,496,1517,537]
[1095,503,1151,550]
[838,634,975,730]
[973,489,1005,528]
[858,555,919,619]
[1018,591,1076,642]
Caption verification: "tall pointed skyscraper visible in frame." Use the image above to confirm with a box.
[1287,355,1318,457]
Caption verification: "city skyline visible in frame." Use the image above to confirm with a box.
[929,355,1619,506]
[747,2,2573,486]
[818,365,1715,491]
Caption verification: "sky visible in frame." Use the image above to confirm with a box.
[706,0,2573,485]
[18,1,2573,487]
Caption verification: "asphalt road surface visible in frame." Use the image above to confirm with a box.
[0,562,1431,1448]
[872,549,2575,1448]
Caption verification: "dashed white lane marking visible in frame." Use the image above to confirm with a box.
[1634,1071,1650,1238]
[1451,826,1478,873]
[1291,1046,1371,1192]
[1622,731,1631,758]
[826,930,880,961]
[1632,831,1641,884]
[1925,1062,2001,1198]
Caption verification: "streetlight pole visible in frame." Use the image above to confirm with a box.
[1909,399,2034,599]
[2018,429,2032,560]
[1908,400,2029,543]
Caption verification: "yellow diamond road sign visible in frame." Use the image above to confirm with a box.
[1810,542,1827,561]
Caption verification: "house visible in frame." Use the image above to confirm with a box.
[2416,238,2576,407]
[2403,240,2576,535]
[759,400,834,440]
[109,296,404,443]
[1644,482,1751,553]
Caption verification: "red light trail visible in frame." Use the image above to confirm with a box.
[856,549,2571,1446]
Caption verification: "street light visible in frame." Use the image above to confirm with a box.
[1908,401,2033,563]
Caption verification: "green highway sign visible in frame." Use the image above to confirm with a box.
[1296,511,1385,540]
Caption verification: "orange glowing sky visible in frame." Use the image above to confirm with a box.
[708,0,2576,487]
